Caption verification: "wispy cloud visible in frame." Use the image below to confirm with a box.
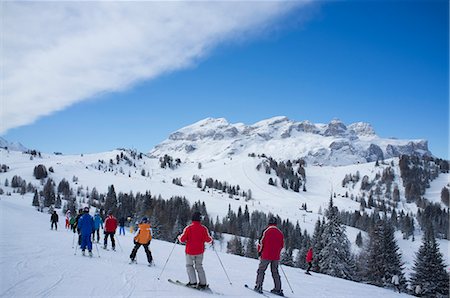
[1,1,308,133]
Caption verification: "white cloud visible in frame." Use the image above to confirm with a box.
[1,1,308,133]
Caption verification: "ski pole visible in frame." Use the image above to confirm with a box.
[279,264,294,293]
[94,241,101,258]
[157,239,178,280]
[71,231,75,248]
[213,245,232,285]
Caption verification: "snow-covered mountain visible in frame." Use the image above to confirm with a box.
[0,117,448,297]
[0,136,27,152]
[150,117,430,166]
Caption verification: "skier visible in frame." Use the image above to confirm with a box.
[104,210,118,250]
[129,217,153,265]
[391,274,400,293]
[305,247,313,275]
[254,216,284,296]
[78,207,95,257]
[74,209,83,245]
[50,210,59,230]
[414,284,422,297]
[119,216,126,235]
[178,211,213,289]
[65,210,71,229]
[92,211,103,243]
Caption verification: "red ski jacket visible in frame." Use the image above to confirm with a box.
[257,224,284,261]
[306,248,313,263]
[104,215,118,233]
[178,221,213,255]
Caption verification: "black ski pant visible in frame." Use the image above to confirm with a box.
[130,242,153,263]
[92,228,100,242]
[51,221,58,230]
[306,262,312,273]
[104,232,115,249]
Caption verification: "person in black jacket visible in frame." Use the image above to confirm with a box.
[50,211,59,230]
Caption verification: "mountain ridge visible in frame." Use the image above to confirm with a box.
[150,116,430,166]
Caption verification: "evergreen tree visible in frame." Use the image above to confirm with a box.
[227,235,244,256]
[364,218,404,288]
[32,190,39,207]
[33,164,48,179]
[244,230,258,259]
[311,218,324,272]
[318,198,355,280]
[280,248,294,267]
[355,231,363,247]
[410,226,449,297]
[43,179,56,207]
[441,187,449,207]
[55,194,62,209]
[149,215,162,240]
[104,184,118,215]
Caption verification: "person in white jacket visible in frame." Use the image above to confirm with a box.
[391,274,400,293]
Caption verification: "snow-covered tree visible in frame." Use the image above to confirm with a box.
[318,198,355,280]
[43,179,56,207]
[32,190,39,207]
[280,248,294,267]
[104,184,118,215]
[410,226,449,297]
[364,217,404,288]
[311,217,325,272]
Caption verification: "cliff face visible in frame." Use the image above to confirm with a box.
[149,117,431,166]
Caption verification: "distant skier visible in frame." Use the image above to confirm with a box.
[391,274,400,293]
[74,209,83,245]
[254,216,284,296]
[50,211,59,230]
[104,210,118,250]
[119,216,126,235]
[129,217,153,265]
[414,284,422,297]
[78,207,94,257]
[92,211,103,243]
[178,211,213,289]
[65,210,71,229]
[305,247,313,275]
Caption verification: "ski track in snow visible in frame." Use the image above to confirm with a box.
[0,194,417,298]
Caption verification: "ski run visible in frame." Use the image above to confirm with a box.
[1,193,412,297]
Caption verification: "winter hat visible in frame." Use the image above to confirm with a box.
[268,216,277,225]
[83,207,89,213]
[141,217,148,223]
[107,210,113,215]
[191,211,202,222]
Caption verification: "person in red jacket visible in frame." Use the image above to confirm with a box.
[305,247,313,275]
[254,216,284,296]
[103,210,118,250]
[178,211,213,289]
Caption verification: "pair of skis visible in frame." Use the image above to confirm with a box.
[129,259,155,267]
[167,279,285,297]
[167,279,222,295]
[244,284,286,297]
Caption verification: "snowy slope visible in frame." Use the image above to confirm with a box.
[0,148,448,280]
[0,193,413,297]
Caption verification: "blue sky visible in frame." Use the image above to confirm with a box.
[2,1,448,158]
